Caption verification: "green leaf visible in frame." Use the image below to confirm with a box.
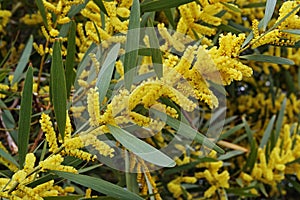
[163,157,216,176]
[75,43,98,87]
[65,21,77,99]
[18,66,33,168]
[242,31,253,48]
[218,150,244,160]
[242,2,265,8]
[274,98,286,144]
[240,54,295,65]
[53,171,144,200]
[93,0,108,16]
[50,40,67,139]
[140,0,193,12]
[108,125,176,167]
[68,0,88,17]
[242,118,257,172]
[218,24,242,34]
[221,2,241,13]
[259,0,277,30]
[146,25,163,78]
[282,29,300,35]
[124,0,140,90]
[0,100,17,142]
[12,35,33,84]
[44,196,84,200]
[259,115,276,148]
[163,9,175,28]
[35,0,48,28]
[0,148,19,168]
[96,43,120,106]
[219,123,244,140]
[287,176,300,193]
[151,109,224,153]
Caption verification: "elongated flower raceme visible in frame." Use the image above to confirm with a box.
[87,87,101,126]
[40,113,59,153]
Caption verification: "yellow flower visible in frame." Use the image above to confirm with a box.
[0,83,9,98]
[204,185,217,198]
[39,154,77,173]
[20,13,43,25]
[40,113,58,152]
[87,87,101,126]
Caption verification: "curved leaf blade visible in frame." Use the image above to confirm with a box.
[124,0,140,90]
[0,148,19,168]
[65,21,76,99]
[259,115,276,148]
[108,125,176,167]
[259,0,277,30]
[141,0,193,12]
[151,109,224,153]
[12,35,33,84]
[97,43,120,106]
[240,54,295,65]
[35,0,48,28]
[53,171,144,200]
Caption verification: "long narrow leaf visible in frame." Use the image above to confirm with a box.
[51,40,67,139]
[18,66,33,168]
[108,125,176,167]
[259,115,276,148]
[281,29,300,35]
[141,0,193,12]
[0,100,17,142]
[151,109,224,153]
[124,0,140,90]
[259,0,277,30]
[146,24,163,78]
[242,31,253,48]
[242,118,257,172]
[65,21,76,99]
[274,98,286,144]
[93,0,108,16]
[240,54,295,65]
[53,171,144,200]
[219,123,244,140]
[218,150,244,160]
[12,35,33,84]
[97,43,120,106]
[0,148,19,168]
[35,0,48,28]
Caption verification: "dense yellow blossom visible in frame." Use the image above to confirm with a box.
[0,10,11,33]
[87,87,101,126]
[40,113,59,152]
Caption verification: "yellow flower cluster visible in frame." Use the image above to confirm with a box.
[20,12,43,25]
[33,0,84,56]
[40,112,104,161]
[195,151,230,199]
[176,1,225,45]
[250,1,300,49]
[232,92,299,136]
[0,83,9,99]
[0,153,75,199]
[0,142,18,172]
[242,123,300,196]
[0,10,11,34]
[167,177,197,200]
